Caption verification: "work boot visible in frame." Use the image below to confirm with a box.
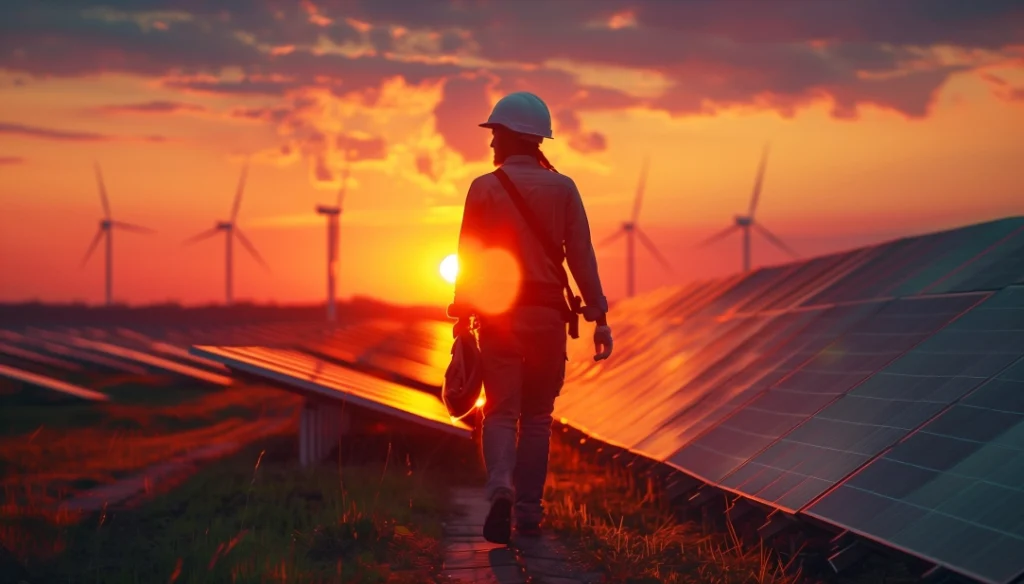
[514,521,542,538]
[483,488,514,544]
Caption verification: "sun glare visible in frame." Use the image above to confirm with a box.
[440,254,459,284]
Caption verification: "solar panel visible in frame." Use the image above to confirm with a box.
[631,309,825,461]
[690,266,792,318]
[581,314,777,449]
[720,289,1019,512]
[671,296,978,486]
[757,248,879,312]
[0,341,84,372]
[716,294,984,499]
[0,363,109,401]
[805,355,1024,584]
[2,330,150,375]
[799,238,932,307]
[732,252,853,314]
[925,223,1024,295]
[51,334,234,386]
[191,345,471,438]
[880,219,1024,298]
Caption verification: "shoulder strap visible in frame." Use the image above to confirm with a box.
[492,168,581,338]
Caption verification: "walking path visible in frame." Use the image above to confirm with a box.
[442,487,605,584]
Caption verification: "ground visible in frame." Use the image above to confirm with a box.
[1,376,917,584]
[0,377,480,583]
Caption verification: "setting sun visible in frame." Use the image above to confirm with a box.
[440,254,459,284]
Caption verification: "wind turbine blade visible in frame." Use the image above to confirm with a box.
[234,228,270,271]
[753,222,799,258]
[94,162,111,219]
[182,227,220,246]
[635,228,674,273]
[693,224,740,249]
[631,155,650,224]
[337,162,351,209]
[597,228,627,249]
[111,221,156,234]
[80,229,105,267]
[747,142,771,219]
[230,161,249,222]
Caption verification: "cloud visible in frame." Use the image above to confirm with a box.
[433,74,494,161]
[0,122,168,143]
[336,132,387,161]
[94,100,206,114]
[2,0,1021,174]
[0,155,24,165]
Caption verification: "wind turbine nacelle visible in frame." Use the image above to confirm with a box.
[216,221,233,230]
[316,205,341,216]
[622,222,635,231]
[100,219,113,229]
[734,215,753,227]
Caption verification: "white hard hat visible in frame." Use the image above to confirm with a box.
[479,91,553,143]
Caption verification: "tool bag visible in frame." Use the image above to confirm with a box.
[442,323,484,420]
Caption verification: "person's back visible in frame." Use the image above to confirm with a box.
[448,91,614,545]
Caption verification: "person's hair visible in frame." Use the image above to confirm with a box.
[494,126,559,173]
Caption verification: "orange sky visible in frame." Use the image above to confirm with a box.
[1,2,1023,307]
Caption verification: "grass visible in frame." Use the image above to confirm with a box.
[543,432,794,584]
[26,434,460,583]
[541,431,918,584]
[0,377,480,583]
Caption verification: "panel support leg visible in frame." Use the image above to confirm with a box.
[299,399,351,468]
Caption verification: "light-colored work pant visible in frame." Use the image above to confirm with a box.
[478,309,567,525]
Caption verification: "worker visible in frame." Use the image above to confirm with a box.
[447,91,614,545]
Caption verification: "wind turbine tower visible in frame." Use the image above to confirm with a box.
[597,156,674,297]
[183,162,269,305]
[316,159,350,323]
[81,163,156,306]
[695,143,798,272]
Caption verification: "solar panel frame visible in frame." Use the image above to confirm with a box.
[804,354,1024,584]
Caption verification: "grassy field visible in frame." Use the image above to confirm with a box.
[0,378,481,583]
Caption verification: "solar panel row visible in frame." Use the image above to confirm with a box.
[549,217,1024,584]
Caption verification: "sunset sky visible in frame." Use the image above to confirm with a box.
[2,0,1023,307]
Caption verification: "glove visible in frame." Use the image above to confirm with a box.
[593,325,613,361]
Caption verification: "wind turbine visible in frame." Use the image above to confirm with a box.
[597,156,674,297]
[80,163,156,306]
[315,156,350,323]
[694,143,798,272]
[183,162,269,305]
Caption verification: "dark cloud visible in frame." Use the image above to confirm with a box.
[568,132,607,154]
[415,154,436,180]
[0,122,167,143]
[1,0,1021,163]
[313,154,332,182]
[433,74,493,161]
[95,100,206,114]
[0,122,112,141]
[0,155,25,165]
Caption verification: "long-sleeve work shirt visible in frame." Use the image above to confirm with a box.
[452,155,608,327]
